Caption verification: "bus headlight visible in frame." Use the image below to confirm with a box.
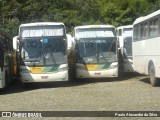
[21,69,30,73]
[109,64,118,69]
[58,67,68,72]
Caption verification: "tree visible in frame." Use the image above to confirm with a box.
[0,0,158,35]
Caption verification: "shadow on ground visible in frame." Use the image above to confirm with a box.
[139,77,160,87]
[0,72,141,95]
[139,77,150,84]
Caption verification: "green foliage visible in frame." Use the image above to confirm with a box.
[5,18,20,36]
[0,0,158,36]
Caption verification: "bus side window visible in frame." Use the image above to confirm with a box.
[149,17,159,37]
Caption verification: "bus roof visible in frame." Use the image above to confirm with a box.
[117,25,133,30]
[20,22,65,27]
[74,25,115,30]
[133,9,160,25]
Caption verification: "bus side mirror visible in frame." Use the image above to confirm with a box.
[13,36,19,50]
[66,34,72,50]
[67,34,74,56]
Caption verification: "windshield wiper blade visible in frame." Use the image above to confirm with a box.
[23,58,40,62]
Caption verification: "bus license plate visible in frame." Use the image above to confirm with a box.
[95,73,101,75]
[41,76,48,79]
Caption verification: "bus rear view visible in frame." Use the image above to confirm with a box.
[73,25,118,78]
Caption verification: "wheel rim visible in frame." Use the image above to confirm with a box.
[149,66,157,86]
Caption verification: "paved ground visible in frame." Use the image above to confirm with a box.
[0,73,160,120]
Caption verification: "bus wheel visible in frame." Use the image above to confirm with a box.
[149,64,159,86]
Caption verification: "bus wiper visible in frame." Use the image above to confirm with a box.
[99,52,109,63]
[23,58,40,62]
[99,39,116,62]
[44,48,57,65]
[23,51,41,63]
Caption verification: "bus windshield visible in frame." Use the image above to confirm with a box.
[21,37,67,66]
[123,28,133,57]
[76,38,117,64]
[124,37,132,57]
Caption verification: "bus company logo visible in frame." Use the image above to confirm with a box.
[2,112,11,117]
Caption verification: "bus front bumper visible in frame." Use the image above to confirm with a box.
[76,68,118,78]
[20,70,68,82]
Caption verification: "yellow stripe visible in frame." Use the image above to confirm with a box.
[86,64,98,70]
[29,67,44,74]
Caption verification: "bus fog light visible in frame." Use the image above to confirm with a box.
[58,67,68,72]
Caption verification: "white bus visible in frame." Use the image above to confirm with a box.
[13,22,71,83]
[117,25,134,73]
[133,10,160,86]
[72,25,118,79]
[0,29,17,88]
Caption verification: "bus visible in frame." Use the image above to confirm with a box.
[13,22,71,83]
[72,25,118,79]
[133,10,160,86]
[0,29,17,88]
[117,25,134,73]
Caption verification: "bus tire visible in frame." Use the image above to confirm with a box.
[149,64,159,86]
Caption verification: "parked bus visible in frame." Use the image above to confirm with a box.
[72,25,118,79]
[117,25,134,73]
[13,22,71,83]
[0,29,17,88]
[133,10,160,86]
